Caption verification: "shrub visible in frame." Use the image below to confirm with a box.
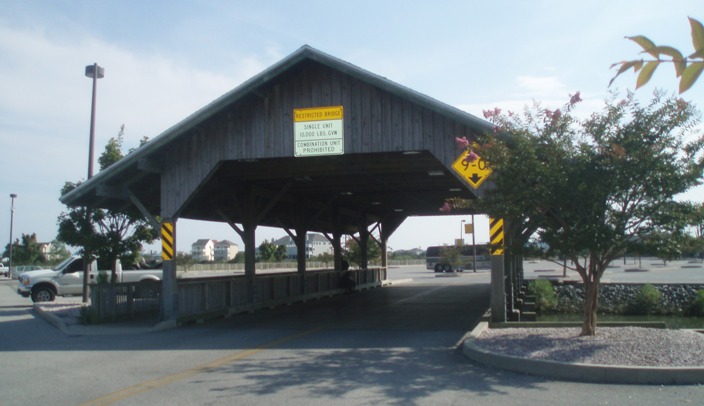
[79,306,101,324]
[629,284,661,315]
[688,289,704,317]
[527,279,557,312]
[96,271,110,284]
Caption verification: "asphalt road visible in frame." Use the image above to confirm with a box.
[0,265,703,405]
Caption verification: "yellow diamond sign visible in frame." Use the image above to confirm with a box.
[451,147,493,189]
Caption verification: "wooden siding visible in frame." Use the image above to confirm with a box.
[160,61,482,218]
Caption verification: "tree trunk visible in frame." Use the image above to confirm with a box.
[581,280,599,336]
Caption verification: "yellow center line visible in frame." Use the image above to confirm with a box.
[81,326,326,406]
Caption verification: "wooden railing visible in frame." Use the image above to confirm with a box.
[176,268,387,323]
[89,281,161,321]
[89,268,387,323]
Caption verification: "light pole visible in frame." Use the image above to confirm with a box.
[82,63,103,302]
[85,63,104,179]
[8,194,17,277]
[471,214,477,273]
[460,220,465,245]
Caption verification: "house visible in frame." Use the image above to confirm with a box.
[191,239,215,262]
[273,233,332,259]
[214,240,239,262]
[38,242,53,260]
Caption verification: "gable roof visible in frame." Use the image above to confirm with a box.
[60,45,494,238]
[61,45,492,208]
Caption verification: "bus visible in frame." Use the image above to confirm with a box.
[426,244,491,272]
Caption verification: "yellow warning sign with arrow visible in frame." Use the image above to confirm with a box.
[451,146,493,189]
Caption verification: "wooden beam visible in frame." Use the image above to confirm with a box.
[127,189,161,230]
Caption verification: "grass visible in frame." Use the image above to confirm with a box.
[537,313,704,329]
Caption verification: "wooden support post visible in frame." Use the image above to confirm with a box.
[160,219,178,322]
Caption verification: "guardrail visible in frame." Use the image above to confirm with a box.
[89,268,387,323]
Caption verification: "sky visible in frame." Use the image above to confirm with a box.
[1,0,703,256]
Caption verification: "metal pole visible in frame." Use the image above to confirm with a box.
[460,220,465,244]
[85,63,103,179]
[471,214,477,272]
[8,194,16,276]
[87,64,98,179]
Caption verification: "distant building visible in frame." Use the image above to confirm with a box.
[214,240,239,261]
[38,242,53,260]
[191,239,215,262]
[273,233,332,259]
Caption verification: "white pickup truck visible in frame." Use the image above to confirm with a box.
[17,256,162,302]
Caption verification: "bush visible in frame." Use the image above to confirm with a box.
[79,306,101,324]
[688,289,704,317]
[527,279,557,312]
[96,270,110,284]
[629,284,661,315]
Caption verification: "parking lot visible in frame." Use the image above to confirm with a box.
[1,264,704,405]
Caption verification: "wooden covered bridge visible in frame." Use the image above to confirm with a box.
[61,45,519,323]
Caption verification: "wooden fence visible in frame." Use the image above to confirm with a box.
[89,268,387,323]
[89,281,161,321]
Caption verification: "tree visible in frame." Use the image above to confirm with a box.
[47,239,71,265]
[258,240,286,262]
[344,238,381,267]
[57,126,158,286]
[175,252,195,272]
[466,92,703,335]
[610,17,704,93]
[2,233,45,265]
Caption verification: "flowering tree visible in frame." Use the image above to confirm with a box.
[464,92,703,336]
[610,17,704,93]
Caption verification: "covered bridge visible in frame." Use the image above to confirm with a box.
[61,45,516,322]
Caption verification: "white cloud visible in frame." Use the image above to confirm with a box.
[515,75,566,96]
[0,24,273,247]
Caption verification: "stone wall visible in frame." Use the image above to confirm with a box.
[544,283,704,314]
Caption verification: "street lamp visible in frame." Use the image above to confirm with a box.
[471,214,477,273]
[85,63,104,179]
[8,194,17,277]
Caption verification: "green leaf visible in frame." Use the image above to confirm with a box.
[609,60,640,87]
[637,61,659,89]
[690,49,704,59]
[651,45,684,60]
[650,46,688,76]
[690,17,704,53]
[628,35,657,57]
[679,62,704,93]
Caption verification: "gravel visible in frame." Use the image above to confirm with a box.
[474,327,704,367]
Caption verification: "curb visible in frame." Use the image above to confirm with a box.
[33,304,175,336]
[462,321,704,385]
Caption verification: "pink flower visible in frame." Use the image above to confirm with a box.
[463,150,479,163]
[569,91,582,105]
[439,202,452,213]
[455,136,469,149]
[483,107,501,119]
